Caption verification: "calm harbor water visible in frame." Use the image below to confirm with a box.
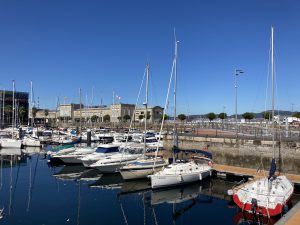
[0,148,299,225]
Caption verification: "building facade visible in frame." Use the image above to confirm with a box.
[32,103,163,125]
[0,90,29,127]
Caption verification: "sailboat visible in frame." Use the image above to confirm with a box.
[229,27,294,217]
[120,64,168,180]
[149,35,212,189]
[0,81,22,148]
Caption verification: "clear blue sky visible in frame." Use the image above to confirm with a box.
[0,0,299,116]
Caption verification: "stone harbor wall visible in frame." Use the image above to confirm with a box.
[163,135,300,174]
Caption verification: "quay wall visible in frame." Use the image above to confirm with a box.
[163,135,300,174]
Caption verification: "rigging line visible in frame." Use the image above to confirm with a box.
[121,65,147,162]
[152,207,158,225]
[153,48,176,168]
[119,201,129,225]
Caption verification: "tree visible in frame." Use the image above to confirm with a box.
[117,116,122,122]
[19,106,26,124]
[44,109,49,124]
[242,112,254,122]
[292,112,300,118]
[263,111,271,120]
[160,114,168,121]
[218,112,227,120]
[138,114,144,122]
[123,114,131,122]
[146,112,151,120]
[103,114,110,122]
[206,112,216,122]
[32,107,38,126]
[4,105,12,123]
[45,109,49,117]
[91,115,98,122]
[178,114,187,122]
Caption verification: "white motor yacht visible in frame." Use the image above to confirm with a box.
[80,143,120,167]
[52,147,96,164]
[89,152,141,173]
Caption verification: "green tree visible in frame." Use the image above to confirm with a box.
[160,114,168,121]
[138,114,144,122]
[44,109,49,124]
[45,109,49,117]
[19,106,26,124]
[146,111,151,120]
[263,111,271,120]
[292,112,300,118]
[218,112,227,120]
[206,112,216,122]
[32,107,38,126]
[178,114,187,122]
[4,105,12,123]
[123,114,131,122]
[103,114,110,122]
[91,115,99,122]
[242,112,254,122]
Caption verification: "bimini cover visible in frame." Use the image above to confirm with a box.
[172,146,212,159]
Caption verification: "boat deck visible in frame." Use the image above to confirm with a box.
[213,163,300,185]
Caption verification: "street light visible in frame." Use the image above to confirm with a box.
[235,69,244,138]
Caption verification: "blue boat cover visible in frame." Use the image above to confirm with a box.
[268,158,276,179]
[172,146,212,159]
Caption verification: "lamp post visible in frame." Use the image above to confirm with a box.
[235,69,244,138]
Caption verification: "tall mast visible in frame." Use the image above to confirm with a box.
[144,64,149,155]
[12,80,15,138]
[79,88,82,134]
[271,26,275,158]
[29,81,33,126]
[2,89,5,129]
[173,36,179,148]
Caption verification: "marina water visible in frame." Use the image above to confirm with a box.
[0,148,299,225]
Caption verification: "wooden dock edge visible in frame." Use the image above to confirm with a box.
[212,164,300,185]
[275,201,300,225]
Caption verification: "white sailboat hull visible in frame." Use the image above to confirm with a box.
[232,175,294,217]
[120,166,163,180]
[150,162,212,189]
[0,139,22,148]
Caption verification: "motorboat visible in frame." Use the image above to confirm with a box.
[22,135,41,147]
[80,143,120,167]
[89,152,141,173]
[52,147,96,164]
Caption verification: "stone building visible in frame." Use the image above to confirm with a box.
[31,103,163,125]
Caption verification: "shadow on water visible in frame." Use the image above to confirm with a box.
[0,150,299,224]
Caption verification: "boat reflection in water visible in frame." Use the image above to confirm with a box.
[151,180,212,205]
[52,165,87,181]
[233,211,276,225]
[89,173,123,189]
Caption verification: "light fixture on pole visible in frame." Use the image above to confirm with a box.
[235,69,244,138]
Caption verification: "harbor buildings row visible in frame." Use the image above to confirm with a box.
[0,89,163,126]
[32,103,164,124]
